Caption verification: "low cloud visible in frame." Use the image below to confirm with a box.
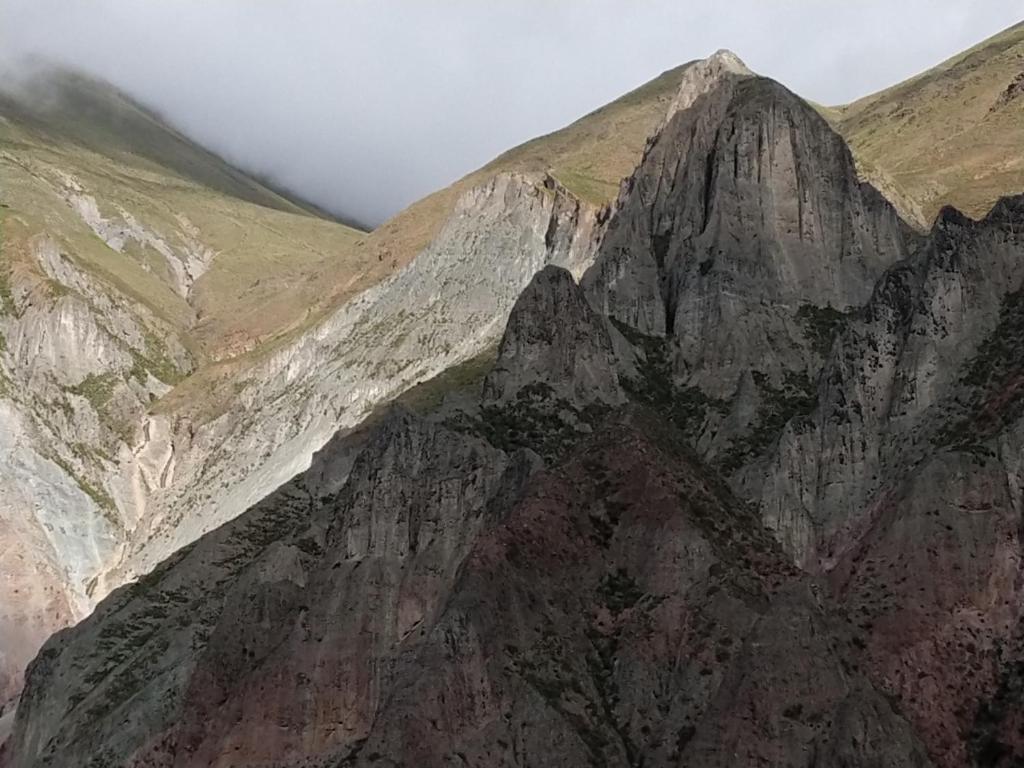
[1,1,1018,227]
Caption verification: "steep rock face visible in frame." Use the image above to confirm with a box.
[0,231,188,706]
[3,410,538,768]
[574,67,1024,766]
[584,75,907,401]
[3,408,935,768]
[755,198,1024,568]
[483,265,624,408]
[575,71,926,563]
[747,198,1024,766]
[441,75,1024,766]
[344,413,931,768]
[465,189,1024,767]
[580,97,1024,765]
[831,443,1024,767]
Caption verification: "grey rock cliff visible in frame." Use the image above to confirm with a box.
[582,73,911,477]
[4,408,539,768]
[483,265,624,408]
[0,232,188,705]
[587,73,906,354]
[1,404,937,768]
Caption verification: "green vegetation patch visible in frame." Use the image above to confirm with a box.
[797,303,849,356]
[934,287,1024,450]
[396,349,496,415]
[212,490,312,573]
[68,371,139,442]
[69,372,120,411]
[474,382,609,461]
[597,568,644,614]
[51,453,117,517]
[551,168,619,207]
[969,647,1024,766]
[129,330,185,386]
[0,266,13,315]
[963,288,1024,391]
[0,207,10,314]
[612,319,730,438]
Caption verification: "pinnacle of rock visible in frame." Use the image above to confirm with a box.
[663,47,754,122]
[707,48,751,73]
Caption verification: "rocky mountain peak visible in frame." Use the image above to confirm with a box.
[663,47,753,123]
[585,72,907,403]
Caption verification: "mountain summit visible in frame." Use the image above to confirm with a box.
[662,48,752,122]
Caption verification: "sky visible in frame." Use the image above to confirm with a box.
[1,1,1020,228]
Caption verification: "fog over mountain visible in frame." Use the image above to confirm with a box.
[1,0,1019,226]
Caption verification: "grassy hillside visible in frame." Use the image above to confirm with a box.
[832,20,1024,226]
[0,68,378,362]
[0,69,312,217]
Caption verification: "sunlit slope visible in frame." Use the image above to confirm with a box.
[832,20,1024,225]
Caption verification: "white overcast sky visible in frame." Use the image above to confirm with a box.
[1,1,1020,227]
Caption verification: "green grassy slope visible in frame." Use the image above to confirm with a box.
[0,68,375,363]
[831,20,1024,225]
[0,68,312,217]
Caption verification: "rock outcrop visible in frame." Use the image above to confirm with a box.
[483,265,624,408]
[4,410,539,767]
[756,198,1024,568]
[2,403,937,768]
[0,230,187,705]
[585,75,906,393]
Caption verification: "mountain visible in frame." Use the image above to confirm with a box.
[7,41,1024,768]
[829,20,1024,228]
[0,56,706,719]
